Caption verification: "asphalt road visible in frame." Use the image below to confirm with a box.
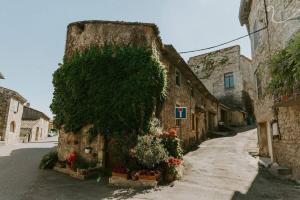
[1,130,300,200]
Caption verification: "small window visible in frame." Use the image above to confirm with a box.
[175,69,181,87]
[13,101,19,113]
[224,72,234,89]
[10,121,15,133]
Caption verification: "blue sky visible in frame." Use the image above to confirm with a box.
[0,0,250,117]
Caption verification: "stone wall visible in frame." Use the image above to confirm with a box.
[273,105,300,179]
[160,52,212,147]
[57,125,104,166]
[64,20,163,61]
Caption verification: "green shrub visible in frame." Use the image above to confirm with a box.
[135,135,168,169]
[51,44,167,140]
[267,32,300,96]
[39,150,58,169]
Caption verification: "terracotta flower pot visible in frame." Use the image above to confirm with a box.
[139,175,157,181]
[112,172,128,179]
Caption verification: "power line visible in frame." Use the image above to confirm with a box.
[179,26,267,54]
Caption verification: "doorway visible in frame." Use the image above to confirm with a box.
[35,127,39,141]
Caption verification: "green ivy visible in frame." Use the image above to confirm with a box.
[267,32,300,96]
[51,44,167,139]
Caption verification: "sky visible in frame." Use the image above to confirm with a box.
[0,0,251,118]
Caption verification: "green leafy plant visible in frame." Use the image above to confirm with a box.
[267,32,300,96]
[39,150,58,169]
[135,134,169,169]
[51,43,167,140]
[161,129,183,159]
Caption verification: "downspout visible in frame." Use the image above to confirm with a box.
[263,0,274,162]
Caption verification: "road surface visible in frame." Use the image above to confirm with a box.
[1,129,299,200]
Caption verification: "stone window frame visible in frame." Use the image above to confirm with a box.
[224,72,235,89]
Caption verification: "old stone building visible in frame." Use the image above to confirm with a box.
[240,0,300,178]
[0,87,27,144]
[20,106,50,142]
[188,45,255,126]
[57,20,220,166]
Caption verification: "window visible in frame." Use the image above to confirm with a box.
[13,101,19,113]
[252,21,260,50]
[224,72,234,89]
[10,121,15,133]
[175,69,181,87]
[256,72,262,99]
[191,113,195,130]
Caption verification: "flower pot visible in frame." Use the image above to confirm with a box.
[139,175,157,181]
[112,172,128,179]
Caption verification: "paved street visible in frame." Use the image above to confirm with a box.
[1,129,300,200]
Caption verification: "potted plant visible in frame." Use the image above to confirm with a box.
[165,157,182,182]
[84,146,93,154]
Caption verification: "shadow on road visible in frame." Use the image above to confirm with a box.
[232,167,300,200]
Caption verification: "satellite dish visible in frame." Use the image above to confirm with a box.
[0,72,4,79]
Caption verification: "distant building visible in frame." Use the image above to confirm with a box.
[188,45,256,126]
[20,106,50,142]
[0,87,27,144]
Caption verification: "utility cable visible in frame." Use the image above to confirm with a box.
[179,26,267,54]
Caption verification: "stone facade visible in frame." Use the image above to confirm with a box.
[161,45,219,148]
[188,46,254,126]
[239,0,300,178]
[0,87,27,144]
[57,20,221,165]
[20,106,50,142]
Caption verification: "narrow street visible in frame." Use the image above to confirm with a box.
[1,129,299,200]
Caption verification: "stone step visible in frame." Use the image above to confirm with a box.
[278,167,292,176]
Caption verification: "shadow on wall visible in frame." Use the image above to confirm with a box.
[231,167,300,200]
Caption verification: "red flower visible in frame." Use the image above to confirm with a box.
[168,157,182,166]
[67,151,77,164]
